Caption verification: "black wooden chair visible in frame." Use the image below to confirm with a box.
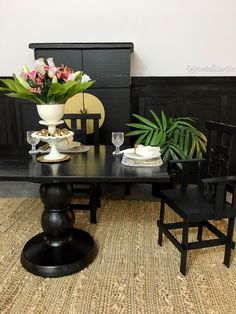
[64,113,101,146]
[64,113,101,224]
[157,120,236,275]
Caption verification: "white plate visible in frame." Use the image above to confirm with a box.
[123,148,161,160]
[58,141,81,151]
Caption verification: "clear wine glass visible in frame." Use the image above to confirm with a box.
[112,132,124,155]
[26,131,40,154]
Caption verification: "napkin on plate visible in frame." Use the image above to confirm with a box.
[135,145,160,157]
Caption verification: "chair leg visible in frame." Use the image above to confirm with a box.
[96,183,101,208]
[124,183,131,195]
[180,220,189,276]
[224,217,235,267]
[197,222,203,241]
[89,183,97,224]
[90,204,97,224]
[158,199,165,246]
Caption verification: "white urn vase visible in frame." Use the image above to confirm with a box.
[36,104,65,123]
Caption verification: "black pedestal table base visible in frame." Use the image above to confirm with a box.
[20,182,96,277]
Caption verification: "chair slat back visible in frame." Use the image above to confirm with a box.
[63,113,101,146]
[204,121,236,218]
[205,121,236,178]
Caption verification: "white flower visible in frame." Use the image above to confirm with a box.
[47,58,55,67]
[48,67,57,78]
[67,73,76,81]
[81,74,91,83]
[34,59,46,75]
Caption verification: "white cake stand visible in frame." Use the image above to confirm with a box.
[32,121,74,162]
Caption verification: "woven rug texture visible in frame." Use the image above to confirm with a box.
[0,197,236,314]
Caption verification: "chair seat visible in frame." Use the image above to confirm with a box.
[160,187,231,221]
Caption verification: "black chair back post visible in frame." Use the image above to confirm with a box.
[63,113,102,224]
[205,121,236,178]
[63,113,101,146]
[158,120,236,275]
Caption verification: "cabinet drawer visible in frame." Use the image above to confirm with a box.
[34,49,83,71]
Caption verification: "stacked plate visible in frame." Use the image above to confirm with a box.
[121,146,163,167]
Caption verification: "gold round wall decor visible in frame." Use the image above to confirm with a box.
[65,93,105,135]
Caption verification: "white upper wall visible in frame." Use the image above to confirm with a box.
[0,0,235,76]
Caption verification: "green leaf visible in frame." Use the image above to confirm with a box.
[184,130,190,156]
[162,147,170,163]
[166,121,178,134]
[173,129,180,144]
[126,123,153,130]
[1,78,30,94]
[6,92,43,104]
[132,113,157,129]
[150,129,163,146]
[189,136,196,158]
[176,117,195,123]
[197,138,207,154]
[161,111,167,131]
[125,130,147,136]
[145,130,153,145]
[176,120,198,130]
[169,143,187,159]
[196,131,207,142]
[159,132,166,146]
[179,129,185,150]
[135,132,148,144]
[149,110,162,129]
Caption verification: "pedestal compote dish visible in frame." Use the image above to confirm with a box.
[32,122,74,162]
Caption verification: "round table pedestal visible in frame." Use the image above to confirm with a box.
[21,229,96,277]
[20,182,96,277]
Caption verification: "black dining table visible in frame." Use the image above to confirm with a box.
[0,145,169,277]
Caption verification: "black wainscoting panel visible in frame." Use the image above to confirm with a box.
[222,95,236,124]
[184,95,221,130]
[139,96,179,118]
[0,86,18,144]
[14,100,40,144]
[131,77,236,131]
[131,76,236,173]
[34,49,83,70]
[0,100,7,144]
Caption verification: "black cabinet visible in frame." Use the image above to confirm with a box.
[29,42,134,144]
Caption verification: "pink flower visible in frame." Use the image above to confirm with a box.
[56,66,73,82]
[26,70,37,80]
[31,87,41,94]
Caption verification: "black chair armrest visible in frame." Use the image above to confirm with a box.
[169,158,206,165]
[201,176,236,185]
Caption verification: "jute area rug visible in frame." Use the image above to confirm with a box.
[0,198,236,314]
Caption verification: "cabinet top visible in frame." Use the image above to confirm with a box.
[29,42,134,52]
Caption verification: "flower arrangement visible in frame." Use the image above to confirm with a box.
[0,58,95,105]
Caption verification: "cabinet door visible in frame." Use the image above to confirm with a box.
[89,88,130,144]
[34,49,83,70]
[83,49,131,88]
